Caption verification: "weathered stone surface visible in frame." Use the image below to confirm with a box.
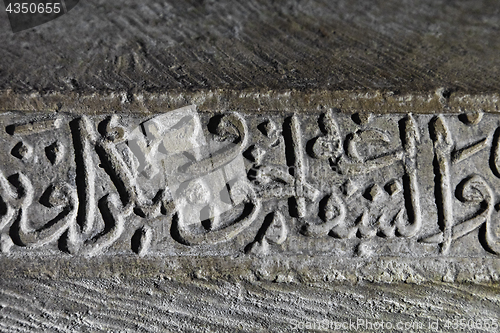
[2,0,500,332]
[1,108,500,259]
[1,268,498,332]
[1,104,500,331]
[1,0,500,94]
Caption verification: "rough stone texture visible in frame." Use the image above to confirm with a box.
[1,1,500,332]
[1,0,500,94]
[1,106,500,332]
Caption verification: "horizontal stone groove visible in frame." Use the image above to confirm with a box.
[1,256,500,285]
[1,90,499,114]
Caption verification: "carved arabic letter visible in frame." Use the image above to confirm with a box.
[181,113,249,176]
[452,137,490,164]
[421,175,497,254]
[429,116,454,254]
[132,225,153,257]
[16,181,78,249]
[356,212,377,239]
[302,193,346,237]
[72,116,97,235]
[0,171,16,232]
[397,115,422,237]
[263,211,288,245]
[289,115,308,217]
[452,176,494,242]
[246,211,288,256]
[346,129,391,162]
[281,115,322,218]
[81,193,126,257]
[173,181,261,245]
[309,109,342,161]
[491,127,500,178]
[486,211,500,255]
[6,117,62,136]
[92,116,163,218]
[339,126,404,176]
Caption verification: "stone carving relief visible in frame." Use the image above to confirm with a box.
[0,107,499,257]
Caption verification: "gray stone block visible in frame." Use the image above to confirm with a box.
[1,1,500,332]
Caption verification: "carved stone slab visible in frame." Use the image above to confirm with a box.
[1,107,499,260]
[3,1,500,330]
